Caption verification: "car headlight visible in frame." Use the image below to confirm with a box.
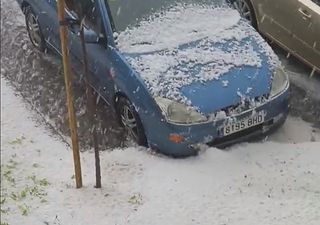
[155,97,208,124]
[270,67,289,97]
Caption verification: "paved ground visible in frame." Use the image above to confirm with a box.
[2,79,320,225]
[273,46,320,129]
[1,0,127,149]
[1,0,320,150]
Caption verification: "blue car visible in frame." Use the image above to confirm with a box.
[17,0,289,157]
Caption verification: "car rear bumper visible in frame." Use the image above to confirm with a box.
[147,87,290,157]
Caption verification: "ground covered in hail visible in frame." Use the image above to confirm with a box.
[1,77,320,225]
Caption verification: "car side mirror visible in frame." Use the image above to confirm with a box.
[83,29,100,44]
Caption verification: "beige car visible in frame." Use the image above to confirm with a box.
[231,0,320,75]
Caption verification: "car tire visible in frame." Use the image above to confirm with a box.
[25,6,46,52]
[232,0,257,28]
[116,97,148,146]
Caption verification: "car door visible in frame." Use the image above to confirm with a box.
[38,0,61,52]
[67,0,116,104]
[35,0,76,54]
[291,0,320,71]
[257,0,299,49]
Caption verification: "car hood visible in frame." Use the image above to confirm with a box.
[118,5,280,114]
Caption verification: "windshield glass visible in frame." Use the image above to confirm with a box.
[106,0,225,32]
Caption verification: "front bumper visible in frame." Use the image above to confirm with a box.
[206,111,287,148]
[147,87,290,157]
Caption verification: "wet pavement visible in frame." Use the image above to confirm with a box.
[1,0,319,150]
[274,46,320,129]
[1,0,126,150]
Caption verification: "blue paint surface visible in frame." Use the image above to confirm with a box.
[18,0,289,157]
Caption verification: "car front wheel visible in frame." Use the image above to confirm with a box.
[231,0,257,28]
[117,97,147,146]
[25,6,46,52]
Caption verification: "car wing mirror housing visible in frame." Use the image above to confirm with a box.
[83,29,100,44]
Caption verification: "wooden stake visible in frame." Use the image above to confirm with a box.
[79,23,102,188]
[57,0,82,188]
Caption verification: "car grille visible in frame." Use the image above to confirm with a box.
[216,95,269,117]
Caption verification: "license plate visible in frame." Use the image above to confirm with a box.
[223,112,265,136]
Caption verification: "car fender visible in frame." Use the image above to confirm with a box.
[110,49,165,133]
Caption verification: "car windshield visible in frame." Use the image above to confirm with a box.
[105,0,225,32]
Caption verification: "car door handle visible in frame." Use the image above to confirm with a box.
[298,8,312,19]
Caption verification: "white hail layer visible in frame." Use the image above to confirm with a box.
[118,5,280,107]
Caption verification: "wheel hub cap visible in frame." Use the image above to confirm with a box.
[27,14,42,47]
[121,106,138,140]
[234,0,253,23]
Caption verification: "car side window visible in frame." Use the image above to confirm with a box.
[84,1,107,44]
[66,0,107,44]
